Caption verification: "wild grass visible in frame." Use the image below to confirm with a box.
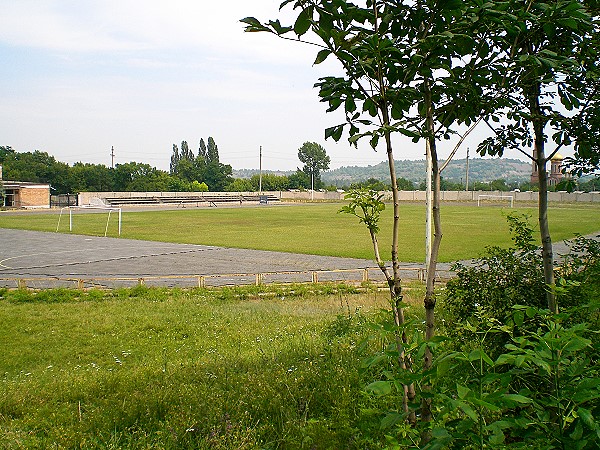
[0,284,423,449]
[1,203,599,262]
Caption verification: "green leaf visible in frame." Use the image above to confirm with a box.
[325,124,344,142]
[294,8,311,36]
[564,336,591,353]
[514,309,524,326]
[471,397,501,411]
[240,17,271,33]
[345,96,357,113]
[432,426,451,439]
[468,348,494,365]
[457,384,470,399]
[366,380,392,396]
[577,407,596,430]
[467,348,481,361]
[363,98,378,117]
[314,49,331,65]
[489,431,505,445]
[267,20,292,35]
[318,10,334,35]
[503,394,532,405]
[457,400,479,422]
[570,420,584,440]
[380,412,404,430]
[369,134,379,149]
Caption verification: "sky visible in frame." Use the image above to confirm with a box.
[0,0,532,172]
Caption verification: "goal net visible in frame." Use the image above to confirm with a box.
[56,199,122,236]
[477,194,514,208]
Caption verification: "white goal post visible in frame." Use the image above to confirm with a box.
[56,201,122,237]
[477,194,514,208]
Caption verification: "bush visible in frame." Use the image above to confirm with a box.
[440,214,546,355]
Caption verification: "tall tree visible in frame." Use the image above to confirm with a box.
[180,141,194,161]
[297,141,330,189]
[68,163,114,193]
[204,161,233,191]
[206,137,219,164]
[476,0,600,313]
[1,149,71,193]
[243,0,494,435]
[170,144,180,175]
[113,162,170,192]
[198,138,207,161]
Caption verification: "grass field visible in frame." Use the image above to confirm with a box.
[1,203,599,262]
[0,284,413,449]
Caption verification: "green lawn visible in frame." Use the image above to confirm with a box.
[0,285,398,449]
[1,203,599,262]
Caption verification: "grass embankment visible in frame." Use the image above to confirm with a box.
[0,284,424,449]
[1,203,599,262]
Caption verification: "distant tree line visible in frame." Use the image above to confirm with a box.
[0,140,234,194]
[0,141,336,194]
[2,144,597,195]
[347,176,599,193]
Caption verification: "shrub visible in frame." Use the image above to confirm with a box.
[440,214,546,355]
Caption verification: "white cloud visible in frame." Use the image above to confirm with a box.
[1,0,520,173]
[0,0,316,65]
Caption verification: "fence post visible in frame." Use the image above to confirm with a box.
[77,279,84,290]
[17,279,27,289]
[198,276,206,288]
[312,272,318,283]
[138,278,145,286]
[362,269,369,283]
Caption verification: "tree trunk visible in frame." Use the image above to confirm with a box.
[536,138,557,313]
[374,0,415,423]
[383,126,417,422]
[529,84,557,313]
[421,79,442,443]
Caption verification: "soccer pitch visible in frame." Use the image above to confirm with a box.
[1,203,599,262]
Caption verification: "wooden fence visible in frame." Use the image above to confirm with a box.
[0,266,455,290]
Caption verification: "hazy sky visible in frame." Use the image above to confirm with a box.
[1,0,530,172]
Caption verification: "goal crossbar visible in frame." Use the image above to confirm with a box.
[57,206,122,236]
[477,194,514,208]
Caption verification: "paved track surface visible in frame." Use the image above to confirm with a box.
[1,229,423,287]
[1,228,597,288]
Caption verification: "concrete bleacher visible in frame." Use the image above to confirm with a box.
[82,192,281,207]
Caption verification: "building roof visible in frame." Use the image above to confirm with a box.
[1,181,51,189]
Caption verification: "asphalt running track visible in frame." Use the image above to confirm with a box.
[3,228,596,289]
[0,228,436,289]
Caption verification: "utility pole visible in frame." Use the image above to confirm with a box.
[465,147,470,191]
[111,146,115,169]
[259,146,262,195]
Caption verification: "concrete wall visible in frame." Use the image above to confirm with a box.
[281,190,600,203]
[78,189,600,205]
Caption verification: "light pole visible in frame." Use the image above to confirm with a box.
[259,146,263,195]
[465,147,470,191]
